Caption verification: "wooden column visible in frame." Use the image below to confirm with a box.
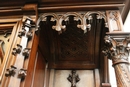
[103,10,130,87]
[103,34,130,87]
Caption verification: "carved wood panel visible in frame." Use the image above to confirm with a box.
[54,18,96,69]
[58,24,90,61]
[38,12,106,69]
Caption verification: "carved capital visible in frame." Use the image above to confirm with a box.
[102,33,130,87]
[18,69,27,81]
[103,35,130,66]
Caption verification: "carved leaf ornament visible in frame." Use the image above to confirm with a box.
[102,35,130,66]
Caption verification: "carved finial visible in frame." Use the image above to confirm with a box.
[67,70,80,87]
[12,44,22,55]
[18,69,27,80]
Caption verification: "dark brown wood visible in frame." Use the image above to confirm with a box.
[0,0,129,87]
[38,12,106,69]
[0,0,125,7]
[0,0,127,17]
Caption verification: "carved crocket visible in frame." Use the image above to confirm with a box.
[67,70,80,87]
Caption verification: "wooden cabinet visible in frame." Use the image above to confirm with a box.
[0,0,129,87]
[38,12,106,69]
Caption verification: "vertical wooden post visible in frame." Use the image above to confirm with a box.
[103,10,130,87]
[103,34,130,87]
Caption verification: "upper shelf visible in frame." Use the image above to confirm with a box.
[0,0,125,7]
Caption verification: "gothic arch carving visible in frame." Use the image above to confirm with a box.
[36,11,108,33]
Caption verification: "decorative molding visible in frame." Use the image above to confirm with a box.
[102,34,130,87]
[67,70,80,87]
[37,11,107,33]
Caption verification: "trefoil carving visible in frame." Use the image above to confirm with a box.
[37,11,107,33]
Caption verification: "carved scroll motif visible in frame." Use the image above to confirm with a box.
[37,11,107,33]
[102,35,130,87]
[67,70,80,87]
